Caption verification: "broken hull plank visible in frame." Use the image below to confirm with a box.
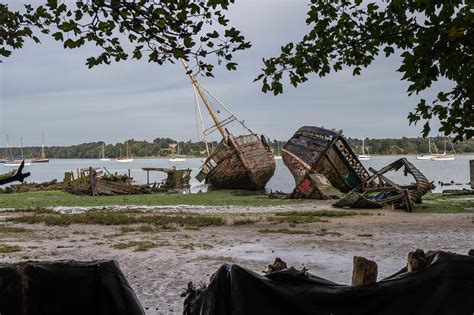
[199,134,276,190]
[333,191,383,209]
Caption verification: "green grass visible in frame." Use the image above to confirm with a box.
[413,195,474,213]
[0,190,304,209]
[0,244,23,253]
[112,241,157,251]
[7,211,225,229]
[272,209,369,224]
[259,228,312,235]
[119,224,177,233]
[0,225,29,233]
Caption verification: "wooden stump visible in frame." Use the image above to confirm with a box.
[470,160,474,189]
[407,249,427,272]
[351,256,378,286]
[265,258,288,274]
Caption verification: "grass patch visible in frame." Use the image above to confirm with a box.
[413,195,474,213]
[8,211,225,230]
[119,224,177,233]
[259,228,312,235]
[357,233,373,237]
[0,190,305,209]
[113,241,157,252]
[233,218,258,225]
[272,210,370,224]
[0,225,29,233]
[0,244,23,253]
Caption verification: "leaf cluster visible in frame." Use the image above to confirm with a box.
[256,0,473,141]
[0,0,251,76]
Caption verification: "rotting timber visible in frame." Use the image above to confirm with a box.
[283,126,370,199]
[181,60,275,190]
[283,126,432,211]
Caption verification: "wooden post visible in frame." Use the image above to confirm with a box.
[89,167,98,196]
[470,160,474,189]
[128,169,131,179]
[352,256,378,286]
[146,170,150,185]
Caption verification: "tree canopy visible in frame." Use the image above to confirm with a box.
[0,0,249,76]
[0,0,472,140]
[256,0,473,141]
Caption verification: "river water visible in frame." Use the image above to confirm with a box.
[1,155,472,193]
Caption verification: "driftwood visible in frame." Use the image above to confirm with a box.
[265,258,288,274]
[0,161,30,186]
[351,256,378,286]
[407,249,428,272]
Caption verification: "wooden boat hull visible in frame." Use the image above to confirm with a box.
[197,134,276,190]
[32,158,49,163]
[283,126,370,199]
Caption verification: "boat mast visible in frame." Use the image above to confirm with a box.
[362,134,365,155]
[41,133,46,159]
[180,59,228,140]
[20,137,24,160]
[193,85,210,156]
[5,135,12,159]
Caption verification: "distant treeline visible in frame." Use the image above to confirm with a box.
[2,136,474,159]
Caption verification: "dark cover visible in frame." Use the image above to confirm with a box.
[0,260,144,315]
[184,251,474,315]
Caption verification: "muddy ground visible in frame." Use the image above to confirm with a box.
[0,205,473,314]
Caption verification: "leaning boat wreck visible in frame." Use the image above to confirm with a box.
[283,126,432,211]
[282,126,370,199]
[181,60,275,190]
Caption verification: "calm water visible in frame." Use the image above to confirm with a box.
[1,155,472,193]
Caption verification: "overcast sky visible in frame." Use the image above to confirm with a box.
[0,0,449,147]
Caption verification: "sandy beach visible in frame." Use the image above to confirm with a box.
[0,204,473,314]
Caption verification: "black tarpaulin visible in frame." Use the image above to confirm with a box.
[184,251,474,315]
[0,260,144,315]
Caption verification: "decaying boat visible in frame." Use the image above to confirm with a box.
[181,60,275,190]
[334,158,433,212]
[283,126,432,211]
[282,126,370,199]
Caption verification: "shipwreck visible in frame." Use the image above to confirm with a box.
[282,126,432,211]
[181,60,275,190]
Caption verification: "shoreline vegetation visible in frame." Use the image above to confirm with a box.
[2,137,474,159]
[0,190,471,214]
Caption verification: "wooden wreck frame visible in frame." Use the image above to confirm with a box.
[181,59,275,190]
[283,126,432,211]
[283,126,370,199]
[334,158,433,212]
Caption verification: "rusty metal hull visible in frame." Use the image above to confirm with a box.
[283,126,370,199]
[197,134,276,190]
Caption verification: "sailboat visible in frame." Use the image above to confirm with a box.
[4,137,31,166]
[274,142,282,160]
[416,137,439,160]
[169,140,186,162]
[181,59,276,190]
[357,135,371,161]
[115,141,133,163]
[431,137,456,161]
[99,143,111,161]
[32,133,49,163]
